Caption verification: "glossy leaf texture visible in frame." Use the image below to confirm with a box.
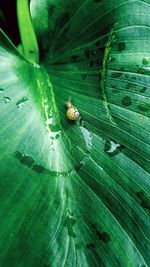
[0,0,150,266]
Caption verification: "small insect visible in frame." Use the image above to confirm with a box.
[65,99,80,121]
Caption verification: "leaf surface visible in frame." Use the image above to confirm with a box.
[0,0,150,266]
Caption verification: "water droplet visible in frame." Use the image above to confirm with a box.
[29,49,34,54]
[138,103,150,112]
[96,231,111,243]
[111,57,116,62]
[75,160,85,172]
[84,50,91,58]
[44,100,49,109]
[55,133,61,139]
[118,42,126,52]
[16,97,28,109]
[111,72,122,78]
[78,116,85,127]
[142,58,149,66]
[105,140,121,154]
[49,131,62,139]
[140,87,147,93]
[136,191,143,199]
[46,118,54,125]
[137,191,150,209]
[15,151,35,167]
[3,96,11,103]
[80,126,92,153]
[68,168,76,176]
[96,59,101,66]
[126,83,131,90]
[15,151,51,174]
[72,55,79,61]
[91,50,97,56]
[81,72,87,80]
[33,63,40,68]
[32,164,45,173]
[88,60,94,67]
[122,96,132,106]
[63,215,77,238]
[0,88,4,93]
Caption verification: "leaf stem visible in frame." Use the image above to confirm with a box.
[17,0,39,63]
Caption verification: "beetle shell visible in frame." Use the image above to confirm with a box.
[67,107,80,121]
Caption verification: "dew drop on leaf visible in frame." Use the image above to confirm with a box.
[55,133,61,139]
[32,164,45,173]
[91,50,97,56]
[105,140,121,154]
[138,104,150,112]
[81,72,87,80]
[44,100,49,109]
[80,126,92,153]
[16,97,28,109]
[15,151,35,167]
[75,160,85,172]
[118,42,126,52]
[3,96,11,103]
[84,50,91,58]
[140,87,147,93]
[63,215,77,238]
[0,88,4,93]
[111,72,122,78]
[72,55,79,62]
[46,118,54,126]
[88,60,94,67]
[33,63,40,68]
[122,96,132,106]
[142,58,149,65]
[29,49,34,54]
[136,191,150,210]
[96,231,111,243]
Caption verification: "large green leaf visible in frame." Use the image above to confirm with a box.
[0,0,150,266]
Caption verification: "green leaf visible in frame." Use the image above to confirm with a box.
[0,0,150,266]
